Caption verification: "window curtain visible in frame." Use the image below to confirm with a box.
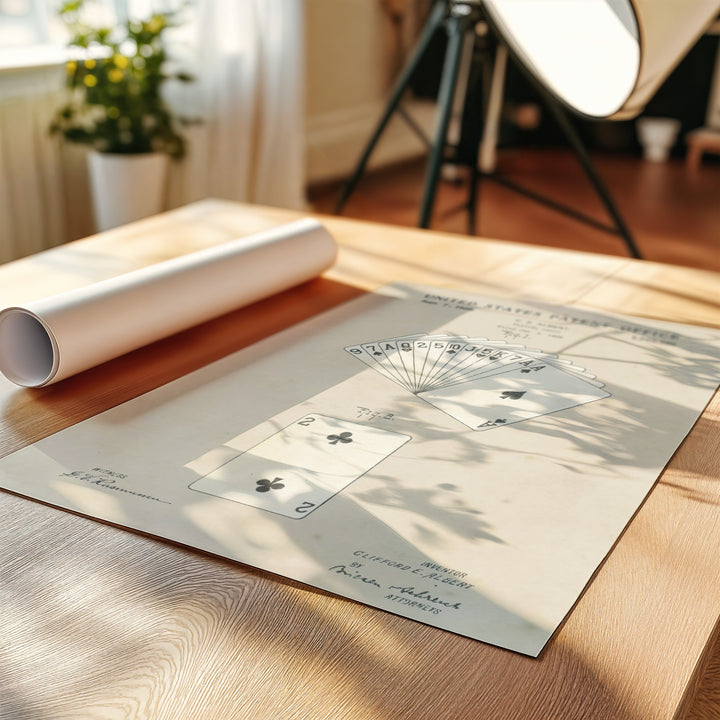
[0,0,306,264]
[167,0,308,211]
[0,66,68,264]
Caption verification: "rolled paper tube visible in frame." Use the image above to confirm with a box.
[0,218,337,387]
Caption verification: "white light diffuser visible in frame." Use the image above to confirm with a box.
[483,0,720,119]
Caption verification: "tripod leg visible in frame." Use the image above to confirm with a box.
[334,0,447,214]
[538,87,643,259]
[462,32,498,235]
[440,26,476,183]
[467,148,480,235]
[418,10,474,228]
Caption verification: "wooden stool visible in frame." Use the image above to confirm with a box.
[686,127,720,170]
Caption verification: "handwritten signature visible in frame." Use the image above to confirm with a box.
[60,470,171,505]
[327,565,463,611]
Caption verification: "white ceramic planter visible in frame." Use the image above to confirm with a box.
[87,151,169,231]
[636,117,681,162]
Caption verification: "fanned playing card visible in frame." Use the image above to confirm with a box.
[345,333,609,430]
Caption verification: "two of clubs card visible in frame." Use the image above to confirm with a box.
[345,333,610,431]
[190,414,410,519]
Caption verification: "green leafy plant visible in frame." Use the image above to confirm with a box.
[50,1,193,158]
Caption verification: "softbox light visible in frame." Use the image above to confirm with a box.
[482,0,720,119]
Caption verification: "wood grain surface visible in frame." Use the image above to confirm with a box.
[1,199,718,720]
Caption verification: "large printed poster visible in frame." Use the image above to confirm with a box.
[1,285,718,656]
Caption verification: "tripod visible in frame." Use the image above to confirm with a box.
[334,0,642,259]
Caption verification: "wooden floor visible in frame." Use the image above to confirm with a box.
[309,148,720,272]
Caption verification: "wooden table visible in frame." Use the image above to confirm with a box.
[1,199,719,720]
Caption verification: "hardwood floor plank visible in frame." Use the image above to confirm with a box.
[310,148,720,272]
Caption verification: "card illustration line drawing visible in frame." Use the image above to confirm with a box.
[189,413,411,519]
[345,333,611,431]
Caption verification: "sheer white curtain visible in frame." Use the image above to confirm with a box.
[0,66,68,264]
[167,0,307,210]
[0,0,306,263]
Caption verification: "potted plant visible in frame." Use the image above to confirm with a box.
[50,0,193,231]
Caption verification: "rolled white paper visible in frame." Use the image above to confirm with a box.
[0,218,337,387]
